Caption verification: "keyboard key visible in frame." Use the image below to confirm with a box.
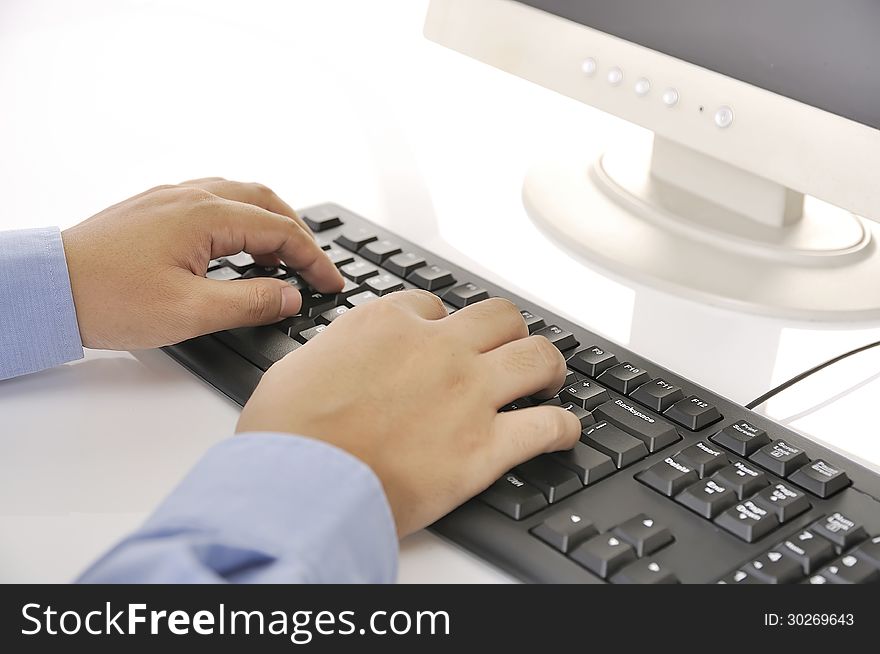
[443,282,489,308]
[676,478,739,519]
[302,213,342,232]
[515,457,582,503]
[540,396,562,406]
[340,260,381,283]
[346,290,380,307]
[299,291,338,318]
[478,472,547,520]
[559,402,595,429]
[743,550,804,584]
[673,441,728,478]
[384,252,426,277]
[593,398,680,452]
[570,533,637,579]
[520,310,545,334]
[334,278,366,302]
[778,530,836,574]
[564,369,583,387]
[551,442,615,485]
[207,258,224,271]
[788,459,851,498]
[853,535,880,567]
[711,461,769,499]
[365,273,405,296]
[809,513,868,551]
[324,247,355,267]
[206,266,241,281]
[568,346,618,377]
[663,395,722,430]
[406,265,456,291]
[715,500,779,543]
[810,554,880,584]
[530,510,598,553]
[717,569,765,585]
[710,420,770,456]
[334,227,378,251]
[534,325,578,352]
[630,378,685,412]
[559,380,609,411]
[360,239,402,264]
[581,421,648,469]
[636,457,699,497]
[224,251,256,270]
[241,266,287,279]
[598,362,650,394]
[499,397,533,412]
[610,559,679,584]
[295,324,328,343]
[752,483,811,523]
[215,326,301,371]
[611,514,674,556]
[749,439,810,477]
[318,305,350,324]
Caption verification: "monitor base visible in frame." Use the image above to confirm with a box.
[522,134,880,321]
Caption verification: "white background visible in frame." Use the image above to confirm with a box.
[1,0,880,583]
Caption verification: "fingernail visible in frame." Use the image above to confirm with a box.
[280,285,301,317]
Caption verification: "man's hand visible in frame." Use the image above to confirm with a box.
[237,292,582,537]
[62,178,344,350]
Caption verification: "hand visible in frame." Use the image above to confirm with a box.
[61,178,344,350]
[236,291,582,537]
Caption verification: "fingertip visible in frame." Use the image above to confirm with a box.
[280,284,303,317]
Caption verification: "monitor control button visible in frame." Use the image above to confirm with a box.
[607,67,624,86]
[634,78,651,96]
[714,105,735,128]
[661,88,679,106]
[581,58,597,76]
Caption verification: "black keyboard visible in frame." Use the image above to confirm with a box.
[165,203,880,584]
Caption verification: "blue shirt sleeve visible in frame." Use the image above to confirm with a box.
[77,433,399,583]
[0,227,84,380]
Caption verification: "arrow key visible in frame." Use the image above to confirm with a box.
[744,550,804,584]
[612,513,674,557]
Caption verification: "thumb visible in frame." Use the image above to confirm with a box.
[193,277,303,332]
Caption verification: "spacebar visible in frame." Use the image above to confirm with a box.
[593,398,680,452]
[215,326,301,371]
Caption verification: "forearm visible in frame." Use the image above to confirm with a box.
[77,433,399,583]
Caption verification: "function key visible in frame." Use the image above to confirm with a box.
[711,461,769,499]
[570,533,637,579]
[206,266,241,281]
[340,260,381,283]
[676,478,738,519]
[384,252,426,277]
[530,509,598,553]
[302,213,342,232]
[581,421,648,468]
[710,420,770,456]
[636,456,699,497]
[630,378,684,412]
[748,439,809,477]
[752,483,811,523]
[598,362,651,394]
[778,529,835,574]
[809,513,868,552]
[478,472,547,520]
[810,554,880,584]
[365,273,405,296]
[520,310,545,334]
[406,265,456,291]
[568,346,618,377]
[788,459,851,498]
[674,441,728,478]
[610,559,679,585]
[664,395,722,430]
[743,550,804,584]
[611,514,674,556]
[534,325,579,352]
[515,457,582,503]
[360,239,402,264]
[551,442,615,485]
[335,228,378,251]
[714,500,779,543]
[560,380,609,411]
[443,282,489,308]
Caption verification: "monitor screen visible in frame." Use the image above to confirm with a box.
[515,0,880,131]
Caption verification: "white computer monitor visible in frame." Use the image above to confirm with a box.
[424,0,880,319]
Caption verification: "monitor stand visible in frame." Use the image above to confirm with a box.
[523,132,880,320]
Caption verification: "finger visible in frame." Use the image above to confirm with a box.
[383,288,448,320]
[187,276,303,333]
[179,176,227,185]
[444,297,527,352]
[490,406,582,473]
[184,179,313,236]
[480,334,568,406]
[207,198,344,293]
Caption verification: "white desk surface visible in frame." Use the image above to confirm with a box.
[2,0,880,583]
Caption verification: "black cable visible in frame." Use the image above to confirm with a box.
[745,339,880,410]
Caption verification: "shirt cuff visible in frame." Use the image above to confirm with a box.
[0,227,83,380]
[139,433,398,583]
